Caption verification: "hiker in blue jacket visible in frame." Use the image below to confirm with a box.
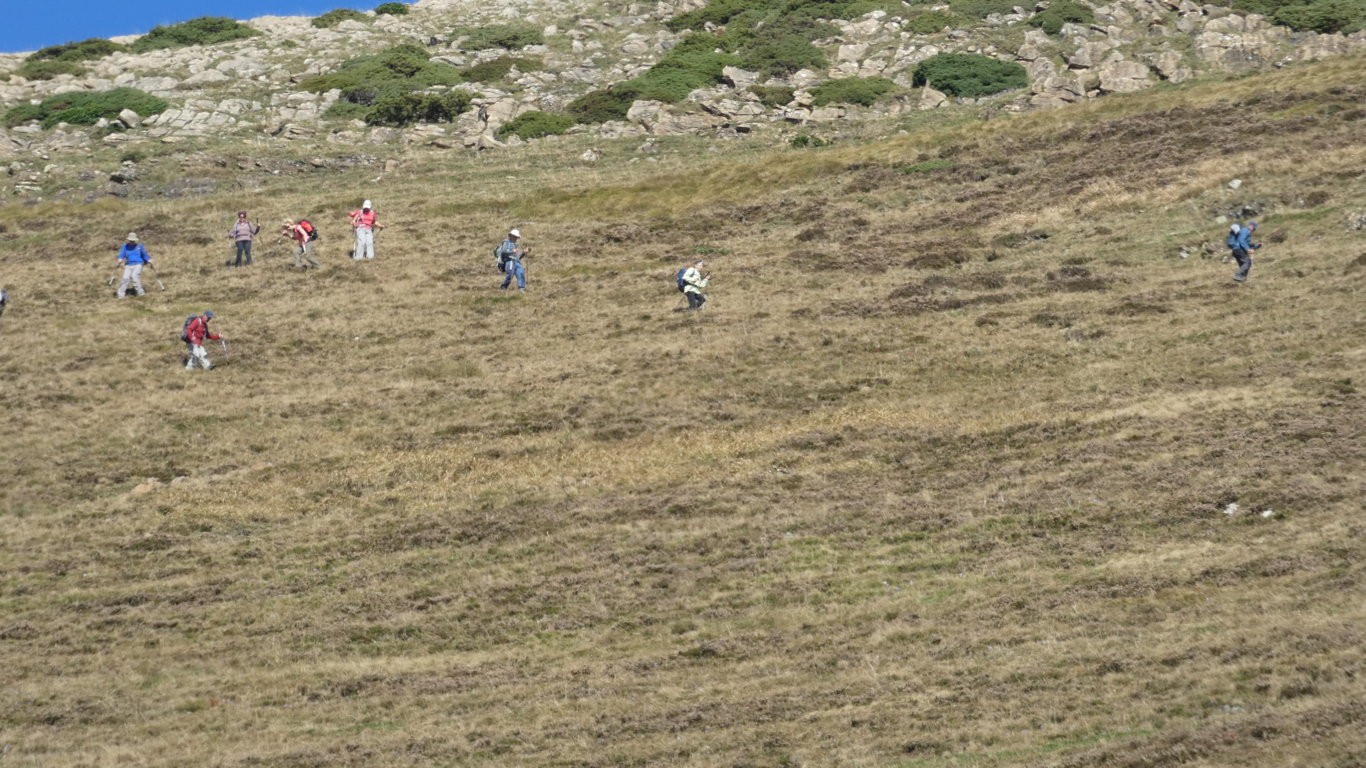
[498,228,530,292]
[115,232,154,298]
[1227,221,1260,283]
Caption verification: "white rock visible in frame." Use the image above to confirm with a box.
[1223,502,1240,516]
[1228,178,1243,189]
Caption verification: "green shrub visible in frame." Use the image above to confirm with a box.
[461,56,541,83]
[567,88,637,123]
[323,100,372,121]
[302,45,468,124]
[16,60,86,80]
[497,111,575,140]
[811,76,897,106]
[375,2,410,14]
[452,23,543,51]
[1028,0,1095,34]
[2,104,45,128]
[130,17,260,52]
[739,32,827,76]
[750,84,795,107]
[948,0,1020,17]
[905,10,962,33]
[790,133,831,147]
[3,88,169,129]
[912,53,1028,98]
[1272,0,1365,32]
[313,9,369,28]
[366,91,471,126]
[28,38,124,63]
[301,44,463,94]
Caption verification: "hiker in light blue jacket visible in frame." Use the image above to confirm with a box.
[115,232,154,298]
[498,228,529,292]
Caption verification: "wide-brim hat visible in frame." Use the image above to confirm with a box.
[126,232,139,242]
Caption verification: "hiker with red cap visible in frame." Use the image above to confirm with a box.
[348,199,384,261]
[181,310,223,371]
[227,210,261,267]
[281,218,321,269]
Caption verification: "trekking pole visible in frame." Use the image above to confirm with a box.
[106,270,120,287]
[147,262,167,291]
[220,339,230,360]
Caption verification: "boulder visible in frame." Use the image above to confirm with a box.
[117,109,142,129]
[722,66,760,89]
[1097,59,1154,93]
[919,85,949,109]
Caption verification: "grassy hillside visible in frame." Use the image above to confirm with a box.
[0,56,1362,766]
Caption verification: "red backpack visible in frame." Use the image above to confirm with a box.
[298,220,319,241]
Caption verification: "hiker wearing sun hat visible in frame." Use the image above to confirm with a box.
[348,199,384,261]
[497,227,530,292]
[227,210,261,267]
[115,232,153,298]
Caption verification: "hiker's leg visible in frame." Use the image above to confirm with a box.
[244,240,253,265]
[514,261,526,290]
[130,265,145,295]
[360,230,375,260]
[686,291,702,310]
[352,230,365,260]
[501,268,512,289]
[293,244,304,268]
[304,241,320,267]
[1233,249,1251,281]
[116,265,135,297]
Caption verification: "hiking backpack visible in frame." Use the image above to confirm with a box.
[494,244,507,273]
[299,219,319,242]
[676,268,688,293]
[1226,223,1240,249]
[180,314,199,343]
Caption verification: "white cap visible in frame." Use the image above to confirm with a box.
[362,200,372,209]
[509,229,521,238]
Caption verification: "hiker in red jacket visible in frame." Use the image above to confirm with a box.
[281,219,321,269]
[183,310,223,371]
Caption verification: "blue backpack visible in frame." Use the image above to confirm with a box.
[1226,224,1240,249]
[676,268,687,292]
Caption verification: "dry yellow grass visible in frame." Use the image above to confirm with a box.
[0,54,1363,767]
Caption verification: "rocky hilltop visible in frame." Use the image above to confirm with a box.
[1,0,1362,165]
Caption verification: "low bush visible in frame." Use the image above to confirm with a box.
[452,23,543,51]
[1272,0,1365,32]
[905,10,962,33]
[948,0,1020,17]
[375,2,410,14]
[567,88,637,123]
[739,32,827,76]
[497,111,575,140]
[461,56,540,83]
[313,9,369,28]
[811,76,897,106]
[323,100,372,121]
[130,17,260,52]
[303,44,467,124]
[912,53,1028,98]
[366,91,471,126]
[750,84,795,107]
[3,88,168,129]
[302,44,463,94]
[28,38,124,63]
[1028,0,1095,34]
[16,60,86,80]
[790,133,832,148]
